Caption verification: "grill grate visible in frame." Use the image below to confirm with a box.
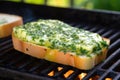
[0,1,120,80]
[0,22,119,80]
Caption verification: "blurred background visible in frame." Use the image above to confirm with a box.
[5,0,120,11]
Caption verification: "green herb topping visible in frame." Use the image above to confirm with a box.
[13,19,109,56]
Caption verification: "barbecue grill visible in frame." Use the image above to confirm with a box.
[0,1,120,80]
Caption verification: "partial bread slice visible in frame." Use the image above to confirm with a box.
[12,34,110,70]
[0,13,23,38]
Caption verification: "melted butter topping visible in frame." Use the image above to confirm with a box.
[13,19,108,56]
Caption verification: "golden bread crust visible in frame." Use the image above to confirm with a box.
[0,13,23,38]
[12,34,110,70]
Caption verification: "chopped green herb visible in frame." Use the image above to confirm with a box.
[13,19,109,56]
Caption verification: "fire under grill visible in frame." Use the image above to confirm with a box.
[0,1,120,80]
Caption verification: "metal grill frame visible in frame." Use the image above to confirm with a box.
[0,1,120,80]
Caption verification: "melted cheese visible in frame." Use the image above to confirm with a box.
[13,19,108,56]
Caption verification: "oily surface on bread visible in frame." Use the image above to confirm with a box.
[0,13,23,38]
[12,34,110,70]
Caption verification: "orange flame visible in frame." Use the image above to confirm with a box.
[48,67,63,76]
[78,73,87,80]
[64,70,74,78]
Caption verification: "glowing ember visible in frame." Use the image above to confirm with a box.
[57,67,63,71]
[48,71,54,76]
[48,67,63,76]
[64,70,74,78]
[78,73,87,80]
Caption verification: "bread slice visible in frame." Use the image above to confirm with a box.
[12,34,110,70]
[0,13,23,38]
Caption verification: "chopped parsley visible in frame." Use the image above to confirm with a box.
[13,19,109,56]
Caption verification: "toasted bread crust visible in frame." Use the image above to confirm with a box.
[0,13,23,38]
[12,34,110,70]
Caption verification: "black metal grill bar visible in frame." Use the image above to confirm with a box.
[0,49,15,67]
[0,67,53,80]
[0,49,15,63]
[109,32,120,43]
[53,66,70,77]
[89,27,100,32]
[0,44,12,52]
[0,54,25,68]
[0,39,12,46]
[97,28,107,35]
[98,72,117,80]
[108,39,120,56]
[27,59,47,72]
[19,59,48,74]
[0,36,11,43]
[102,29,115,37]
[40,63,57,75]
[98,60,120,80]
[112,60,120,73]
[83,69,105,80]
[113,61,120,72]
[0,37,12,53]
[66,69,80,80]
[11,56,31,69]
[109,39,120,48]
[82,26,92,30]
[100,48,120,69]
[113,74,120,80]
[16,58,34,70]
